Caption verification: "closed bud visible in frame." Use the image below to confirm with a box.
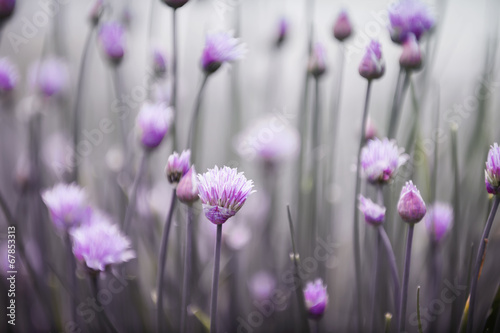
[308,43,327,78]
[161,0,190,9]
[397,180,426,223]
[359,40,385,80]
[399,34,422,70]
[177,166,199,204]
[333,10,352,42]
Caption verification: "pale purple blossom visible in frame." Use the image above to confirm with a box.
[42,183,90,231]
[399,33,422,69]
[201,31,246,74]
[358,195,386,226]
[136,102,172,149]
[71,218,135,272]
[308,43,327,77]
[152,48,167,76]
[398,181,426,223]
[303,279,329,320]
[275,17,289,47]
[333,9,353,41]
[177,166,199,204]
[389,0,435,44]
[29,58,68,97]
[425,203,453,242]
[359,40,385,80]
[165,150,191,185]
[0,57,18,92]
[360,138,409,185]
[197,166,255,225]
[249,271,276,301]
[99,22,126,63]
[485,143,500,195]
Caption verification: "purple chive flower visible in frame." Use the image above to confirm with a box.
[308,43,327,77]
[303,279,329,320]
[201,31,246,74]
[177,166,199,204]
[29,58,68,97]
[249,271,276,300]
[425,203,453,242]
[399,33,422,69]
[42,183,90,231]
[398,180,426,223]
[359,40,385,80]
[136,102,172,150]
[0,58,18,92]
[152,48,168,77]
[161,0,189,9]
[275,17,289,47]
[71,218,135,272]
[485,143,500,195]
[197,166,255,225]
[333,9,353,42]
[99,22,126,64]
[360,138,409,185]
[358,195,386,226]
[165,150,191,185]
[389,0,435,44]
[0,0,15,20]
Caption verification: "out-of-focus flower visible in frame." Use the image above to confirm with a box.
[71,218,135,272]
[99,22,126,64]
[29,58,68,97]
[398,181,426,223]
[333,9,352,42]
[358,195,385,226]
[359,40,385,80]
[201,31,246,74]
[360,138,409,185]
[399,34,422,69]
[389,0,434,44]
[275,17,289,47]
[42,132,73,178]
[223,222,251,250]
[177,166,199,204]
[303,279,329,320]
[165,150,191,185]
[0,58,18,92]
[249,271,276,301]
[161,0,189,9]
[152,48,168,77]
[197,166,255,225]
[89,0,104,26]
[365,117,377,141]
[235,116,300,165]
[485,143,500,195]
[308,43,327,77]
[42,183,90,231]
[425,203,453,242]
[0,0,15,21]
[136,102,172,150]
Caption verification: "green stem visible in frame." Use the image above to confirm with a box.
[388,69,411,139]
[180,206,193,333]
[399,224,415,332]
[187,73,209,161]
[171,8,178,150]
[90,274,119,333]
[123,151,149,233]
[417,286,423,333]
[209,224,223,333]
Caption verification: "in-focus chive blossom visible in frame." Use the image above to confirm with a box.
[42,183,90,231]
[303,279,329,320]
[136,102,173,150]
[71,217,135,272]
[165,150,191,185]
[275,17,289,47]
[201,31,246,74]
[197,166,255,225]
[161,0,189,9]
[29,58,69,97]
[359,40,385,80]
[485,143,500,194]
[424,203,453,242]
[333,9,353,42]
[308,42,327,78]
[360,138,409,185]
[388,0,435,44]
[399,33,423,70]
[0,57,18,92]
[0,0,15,21]
[358,195,386,226]
[98,22,126,64]
[398,180,426,223]
[177,166,199,205]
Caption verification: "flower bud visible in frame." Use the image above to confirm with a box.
[89,0,104,26]
[165,150,191,185]
[0,57,18,92]
[399,34,422,70]
[365,117,377,141]
[485,143,500,195]
[397,180,426,223]
[153,48,168,77]
[161,0,189,9]
[358,195,385,226]
[99,22,126,65]
[177,166,199,204]
[333,10,352,42]
[303,279,329,320]
[0,0,15,22]
[359,40,385,80]
[425,203,453,242]
[275,17,289,48]
[308,43,327,78]
[136,102,172,150]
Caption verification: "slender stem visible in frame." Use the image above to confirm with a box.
[187,74,209,160]
[209,224,223,333]
[156,190,177,333]
[311,76,321,255]
[353,80,373,331]
[370,227,380,332]
[65,232,77,325]
[72,26,95,183]
[466,195,500,333]
[378,226,401,319]
[171,8,178,150]
[388,69,411,139]
[417,286,423,333]
[180,206,193,333]
[399,223,415,332]
[90,274,119,333]
[111,67,129,156]
[123,151,149,233]
[387,67,403,137]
